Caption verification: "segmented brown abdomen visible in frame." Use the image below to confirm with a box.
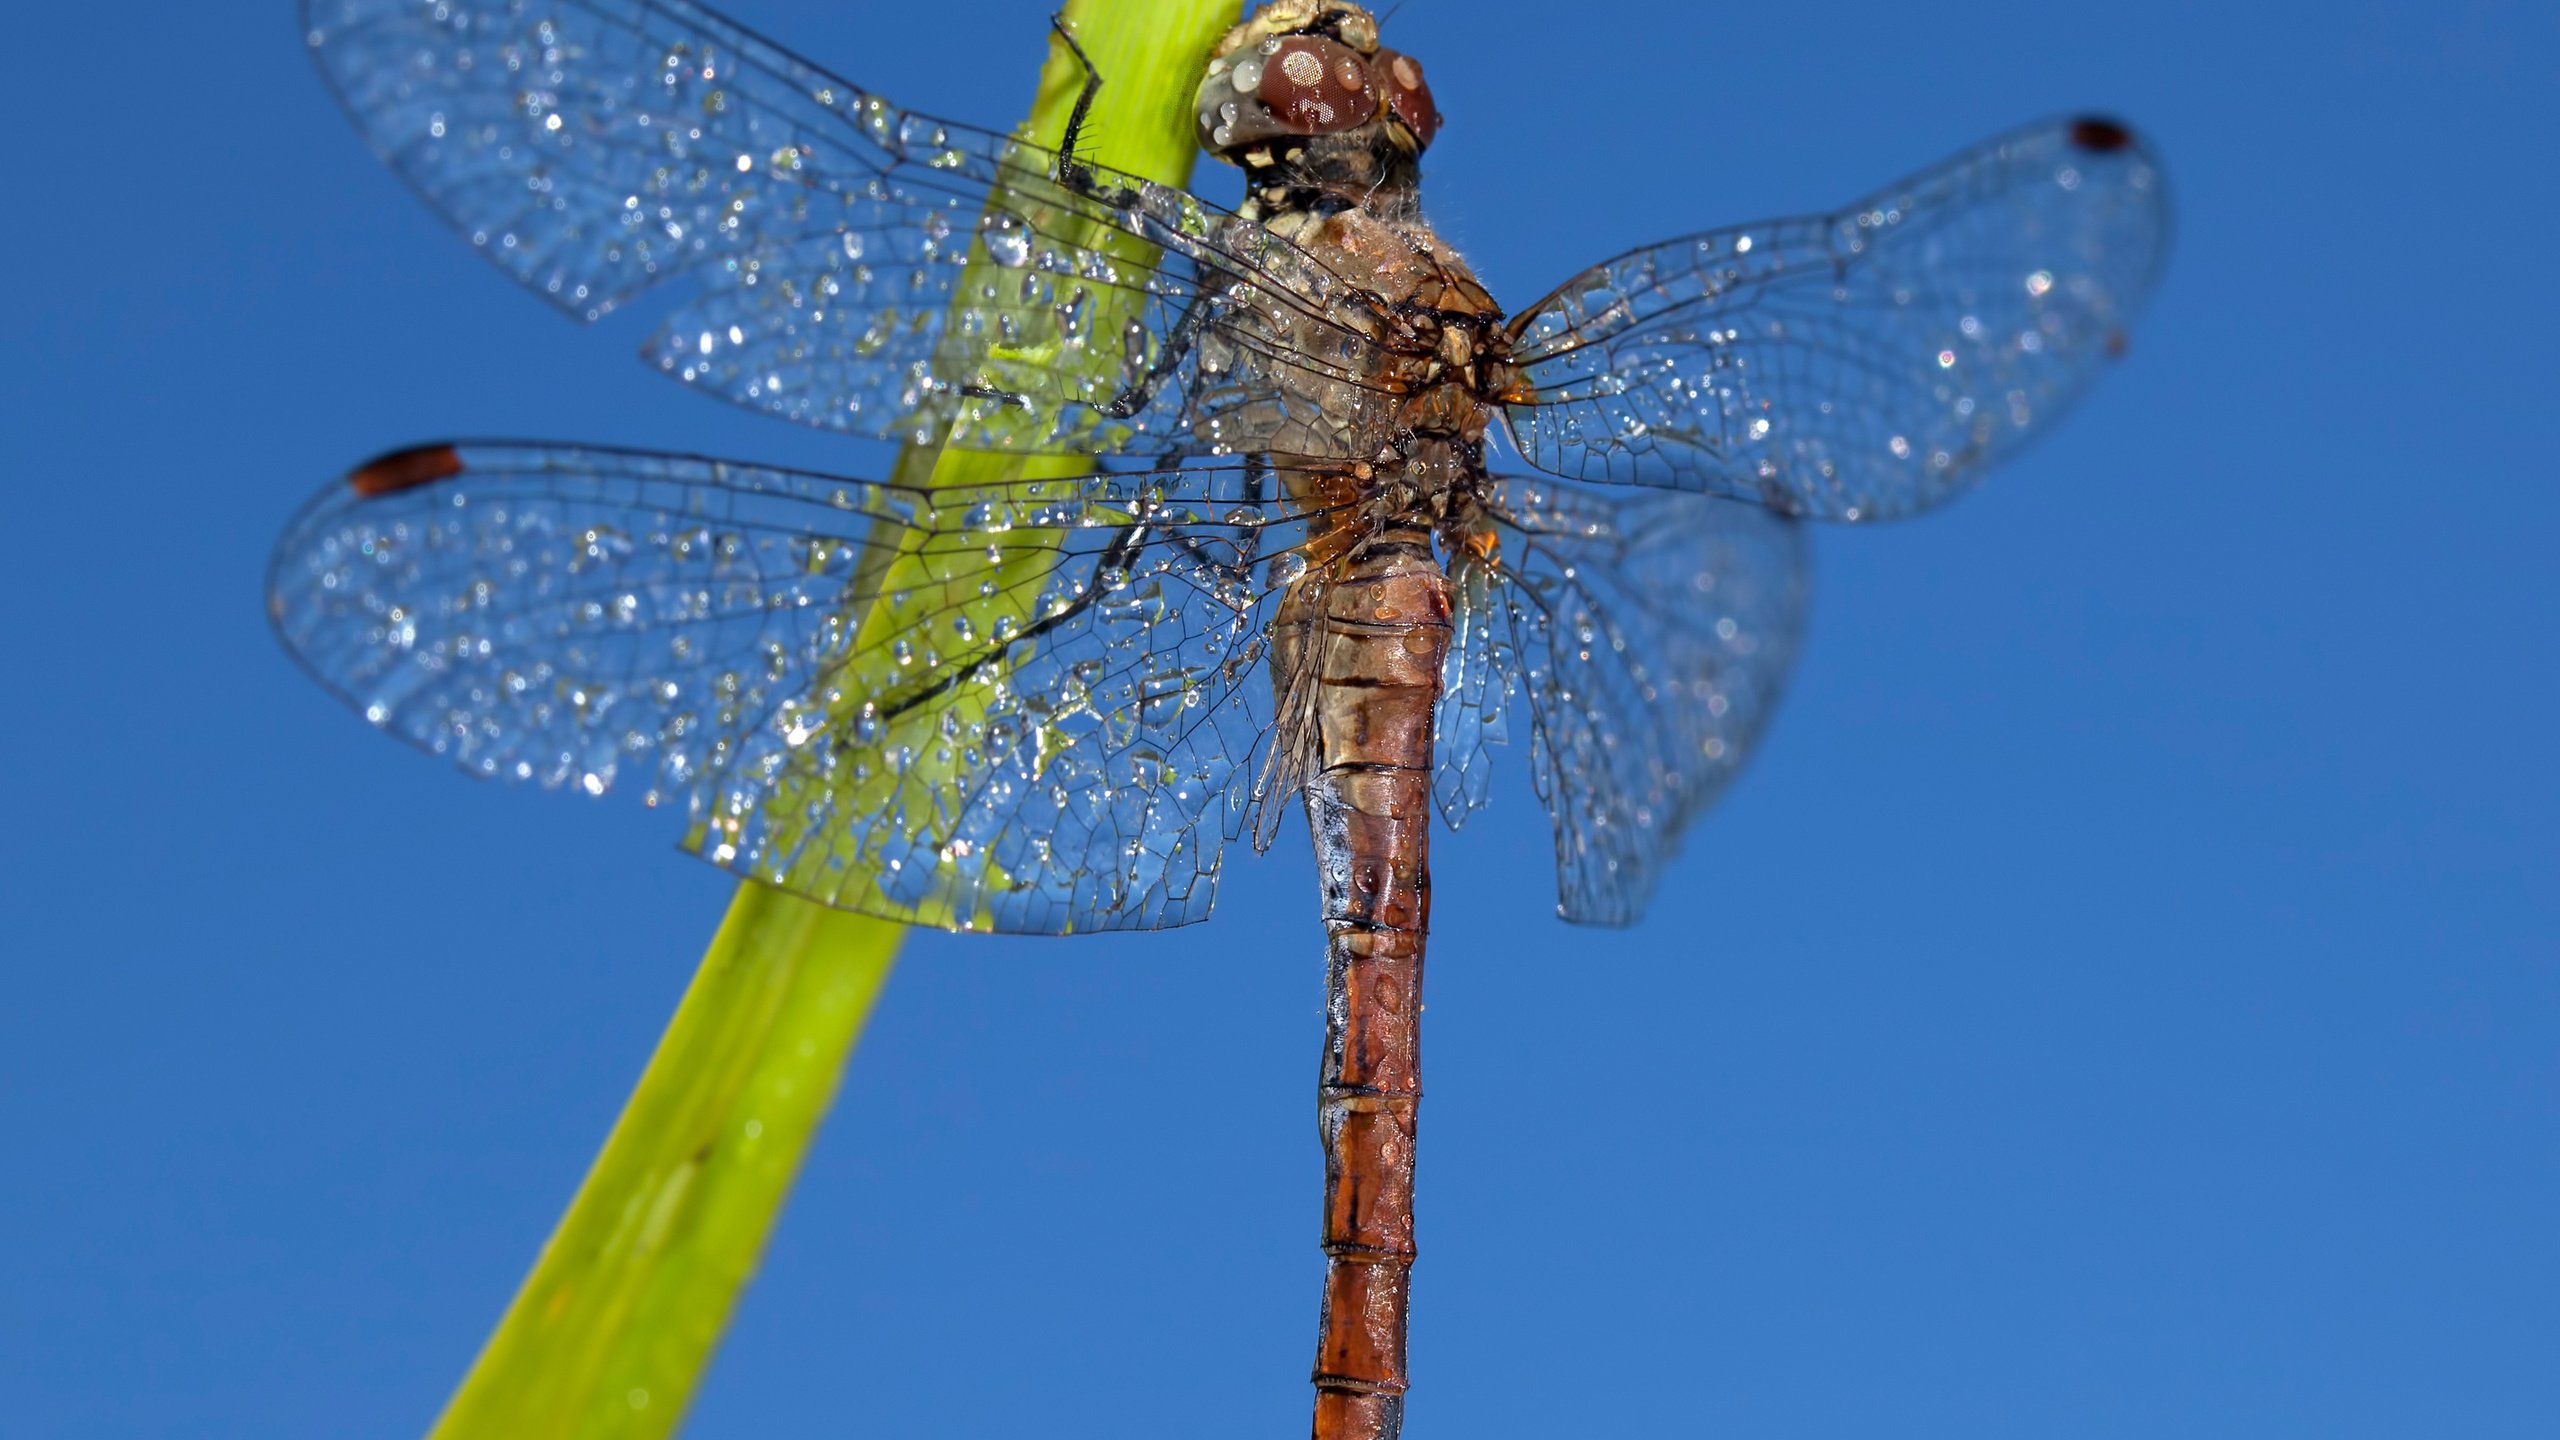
[1280,523,1450,1440]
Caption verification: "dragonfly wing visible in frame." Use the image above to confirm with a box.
[1482,477,1811,925]
[706,464,1310,934]
[645,180,1400,462]
[269,443,1322,932]
[300,0,1396,460]
[268,442,905,804]
[1504,117,2170,520]
[1433,553,1517,828]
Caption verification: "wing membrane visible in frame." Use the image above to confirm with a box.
[1433,553,1516,828]
[269,442,1334,932]
[301,0,1398,460]
[1479,478,1811,925]
[1505,117,2170,520]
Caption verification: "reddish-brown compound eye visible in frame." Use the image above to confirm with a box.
[1373,48,1440,149]
[1258,35,1376,136]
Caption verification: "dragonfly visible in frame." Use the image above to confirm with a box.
[269,2,2170,1435]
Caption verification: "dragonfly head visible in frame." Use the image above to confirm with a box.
[1197,2,1441,163]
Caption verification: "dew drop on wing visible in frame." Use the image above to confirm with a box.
[978,209,1033,268]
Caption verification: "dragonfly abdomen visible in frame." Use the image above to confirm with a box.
[1295,528,1450,1440]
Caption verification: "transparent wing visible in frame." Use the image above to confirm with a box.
[301,0,1400,460]
[1478,477,1811,925]
[1505,117,2170,520]
[1432,552,1516,828]
[268,442,1334,932]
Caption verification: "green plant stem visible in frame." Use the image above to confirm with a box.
[424,3,1239,1436]
[426,888,901,1439]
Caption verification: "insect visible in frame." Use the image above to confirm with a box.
[271,1,2169,1435]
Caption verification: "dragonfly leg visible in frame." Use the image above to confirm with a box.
[864,522,1152,727]
[1093,286,1213,421]
[962,272,1207,433]
[956,380,1037,412]
[1046,15,1144,211]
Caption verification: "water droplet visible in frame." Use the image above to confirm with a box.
[978,209,1032,268]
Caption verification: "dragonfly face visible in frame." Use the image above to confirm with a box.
[1197,2,1439,157]
[272,3,2168,1433]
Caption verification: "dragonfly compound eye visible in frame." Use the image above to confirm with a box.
[1372,48,1440,149]
[1199,34,1379,151]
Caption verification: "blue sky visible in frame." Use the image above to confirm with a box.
[3,1,2554,1436]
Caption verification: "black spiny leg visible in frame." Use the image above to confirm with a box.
[1048,15,1144,209]
[1095,283,1216,421]
[1040,14,1226,429]
[962,19,1202,426]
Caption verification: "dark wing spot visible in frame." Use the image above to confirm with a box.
[2069,116,2135,153]
[349,444,466,497]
